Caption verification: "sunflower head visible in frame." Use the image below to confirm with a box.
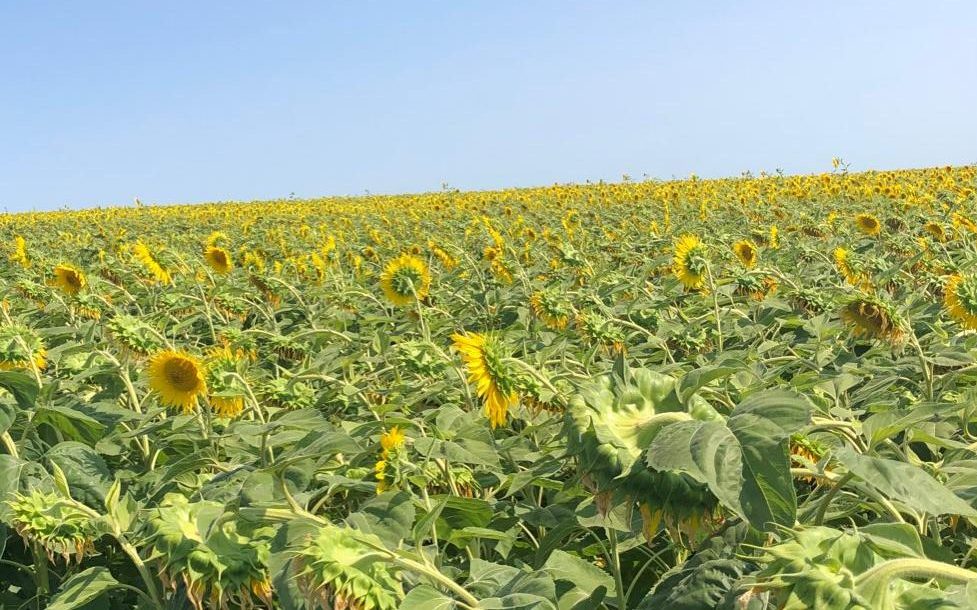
[673,234,709,290]
[105,314,164,357]
[204,246,233,274]
[731,239,758,269]
[52,264,86,296]
[0,325,46,370]
[839,295,905,345]
[6,490,96,564]
[923,222,947,243]
[379,254,431,306]
[452,332,519,428]
[529,289,573,330]
[945,274,977,331]
[854,213,881,236]
[205,346,247,418]
[379,426,405,456]
[148,350,208,413]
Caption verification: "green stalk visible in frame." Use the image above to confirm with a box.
[856,558,977,585]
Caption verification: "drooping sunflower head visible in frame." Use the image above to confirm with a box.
[51,264,86,296]
[0,325,46,370]
[922,222,947,243]
[945,274,977,331]
[203,246,233,274]
[451,332,519,428]
[204,346,247,418]
[379,254,431,306]
[731,239,758,269]
[734,271,778,301]
[148,350,207,413]
[839,294,905,345]
[104,314,164,357]
[131,242,172,284]
[529,289,573,330]
[833,246,870,289]
[672,234,709,290]
[575,311,626,355]
[854,213,881,236]
[6,490,96,564]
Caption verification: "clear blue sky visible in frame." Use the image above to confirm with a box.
[2,2,975,212]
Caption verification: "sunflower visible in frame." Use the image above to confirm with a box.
[731,239,758,269]
[672,234,708,290]
[52,264,86,296]
[132,242,172,284]
[0,325,47,370]
[148,350,207,413]
[204,346,247,418]
[203,246,233,274]
[854,213,881,236]
[379,426,405,456]
[529,290,572,330]
[923,222,947,243]
[10,235,29,268]
[379,254,431,306]
[952,212,977,235]
[833,247,870,289]
[451,332,519,428]
[945,274,977,331]
[840,295,904,344]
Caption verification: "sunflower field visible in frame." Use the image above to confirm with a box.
[2,163,977,609]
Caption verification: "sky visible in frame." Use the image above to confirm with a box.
[1,2,975,212]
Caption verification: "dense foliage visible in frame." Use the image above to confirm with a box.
[2,162,977,609]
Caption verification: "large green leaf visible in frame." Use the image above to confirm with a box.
[647,419,744,517]
[45,442,112,506]
[46,567,120,610]
[0,371,39,410]
[727,389,811,530]
[835,447,977,517]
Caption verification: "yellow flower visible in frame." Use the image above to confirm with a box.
[769,225,779,249]
[203,246,233,274]
[529,291,571,330]
[132,243,172,284]
[923,222,946,243]
[205,346,246,418]
[452,332,518,428]
[379,426,405,456]
[52,264,86,296]
[10,235,29,268]
[731,240,758,269]
[673,234,708,290]
[380,254,431,306]
[148,350,207,413]
[854,213,881,236]
[840,296,903,344]
[945,274,977,331]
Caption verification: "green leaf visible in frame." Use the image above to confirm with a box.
[46,567,120,610]
[727,390,812,530]
[0,371,39,410]
[835,447,977,517]
[647,420,745,518]
[45,442,112,506]
[542,550,614,609]
[677,365,740,403]
[345,490,415,547]
[400,585,458,610]
[0,402,15,435]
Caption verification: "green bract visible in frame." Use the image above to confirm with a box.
[296,524,401,610]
